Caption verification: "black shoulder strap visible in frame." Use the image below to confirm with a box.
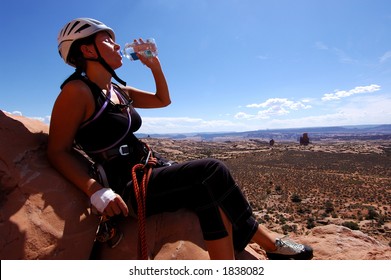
[60,70,84,89]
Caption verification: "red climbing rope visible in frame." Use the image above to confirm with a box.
[131,149,155,260]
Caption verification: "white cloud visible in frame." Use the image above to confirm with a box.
[9,110,23,116]
[315,42,356,64]
[315,41,328,50]
[267,94,391,129]
[239,98,312,120]
[380,50,391,63]
[139,117,243,134]
[246,98,311,110]
[322,84,381,101]
[234,110,271,120]
[31,116,51,123]
[257,55,269,60]
[332,47,356,64]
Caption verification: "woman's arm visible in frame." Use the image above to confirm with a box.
[123,56,171,108]
[48,81,100,196]
[47,81,128,217]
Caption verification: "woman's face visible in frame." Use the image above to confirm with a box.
[94,31,123,69]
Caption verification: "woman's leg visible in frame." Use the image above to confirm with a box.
[251,224,279,252]
[141,158,312,260]
[204,207,235,260]
[144,159,256,259]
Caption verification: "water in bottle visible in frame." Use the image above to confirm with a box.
[121,38,157,61]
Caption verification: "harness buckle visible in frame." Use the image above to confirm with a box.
[119,145,130,156]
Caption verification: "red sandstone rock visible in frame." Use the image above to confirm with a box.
[0,111,99,259]
[296,224,391,260]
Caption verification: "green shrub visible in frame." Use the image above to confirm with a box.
[281,224,297,234]
[263,214,270,221]
[291,193,302,203]
[324,200,334,213]
[306,217,315,229]
[366,206,379,220]
[342,221,359,230]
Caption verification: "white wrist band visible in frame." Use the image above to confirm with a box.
[90,188,116,213]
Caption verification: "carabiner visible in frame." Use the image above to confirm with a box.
[143,150,152,168]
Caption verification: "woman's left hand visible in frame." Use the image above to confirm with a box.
[138,53,162,71]
[132,38,162,71]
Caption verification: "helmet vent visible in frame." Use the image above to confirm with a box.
[66,20,80,35]
[61,22,71,37]
[74,23,91,34]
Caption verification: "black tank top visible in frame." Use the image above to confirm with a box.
[74,79,142,157]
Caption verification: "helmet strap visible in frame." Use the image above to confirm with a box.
[86,43,127,86]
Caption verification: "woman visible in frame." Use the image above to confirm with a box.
[48,18,313,260]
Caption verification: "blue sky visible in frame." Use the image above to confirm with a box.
[1,0,391,134]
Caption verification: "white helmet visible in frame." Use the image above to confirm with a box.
[57,18,115,66]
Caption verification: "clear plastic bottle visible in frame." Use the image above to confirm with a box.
[121,38,158,61]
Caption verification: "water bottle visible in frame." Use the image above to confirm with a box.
[121,38,158,61]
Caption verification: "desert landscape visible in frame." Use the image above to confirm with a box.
[142,137,391,247]
[1,111,390,259]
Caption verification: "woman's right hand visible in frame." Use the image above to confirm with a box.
[103,194,129,217]
[90,188,129,217]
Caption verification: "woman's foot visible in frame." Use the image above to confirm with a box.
[266,236,313,260]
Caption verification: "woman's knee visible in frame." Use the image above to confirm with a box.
[201,158,235,188]
[202,158,228,171]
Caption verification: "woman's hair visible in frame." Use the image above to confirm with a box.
[60,34,97,89]
[67,33,97,72]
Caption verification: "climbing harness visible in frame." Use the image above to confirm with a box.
[91,138,155,258]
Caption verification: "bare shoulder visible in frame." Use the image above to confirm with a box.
[60,79,93,100]
[52,79,95,123]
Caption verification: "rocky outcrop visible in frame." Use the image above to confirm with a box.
[92,209,265,260]
[0,111,99,259]
[296,224,391,260]
[0,111,390,260]
[299,133,310,145]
